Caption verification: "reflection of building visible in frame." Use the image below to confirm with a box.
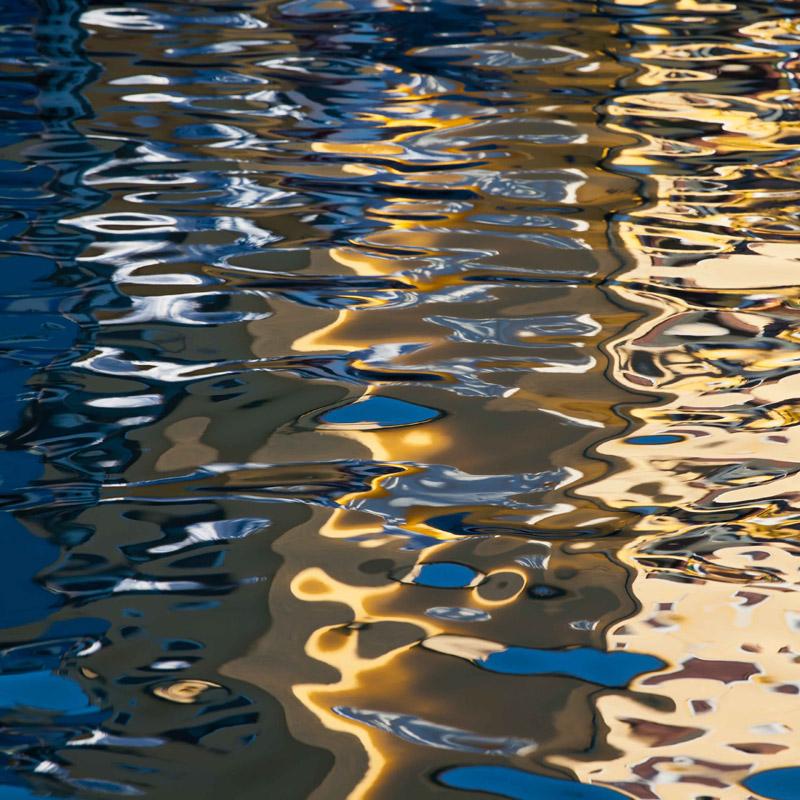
[6,0,799,799]
[227,510,639,799]
[564,544,800,799]
[221,3,652,798]
[3,0,648,797]
[565,7,800,799]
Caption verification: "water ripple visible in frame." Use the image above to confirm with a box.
[0,0,797,798]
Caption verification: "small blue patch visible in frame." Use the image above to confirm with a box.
[478,646,663,687]
[320,396,440,428]
[743,767,800,800]
[0,510,61,629]
[0,671,93,715]
[0,786,41,800]
[439,765,630,799]
[406,563,482,589]
[624,434,684,445]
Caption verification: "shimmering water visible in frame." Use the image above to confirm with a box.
[1,0,799,797]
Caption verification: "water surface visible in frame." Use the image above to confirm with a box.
[1,0,799,798]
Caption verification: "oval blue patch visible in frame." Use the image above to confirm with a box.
[319,396,440,429]
[404,563,482,589]
[624,434,684,445]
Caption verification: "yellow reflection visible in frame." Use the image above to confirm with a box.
[569,3,800,795]
[153,680,222,704]
[291,566,441,800]
[234,3,800,796]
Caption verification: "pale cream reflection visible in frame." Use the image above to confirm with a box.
[568,7,800,798]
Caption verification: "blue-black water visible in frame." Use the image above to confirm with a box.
[1,0,800,798]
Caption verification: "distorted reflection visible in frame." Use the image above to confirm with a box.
[0,0,797,798]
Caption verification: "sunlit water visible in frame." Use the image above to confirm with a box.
[1,0,799,798]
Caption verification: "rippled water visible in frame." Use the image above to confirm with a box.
[1,0,800,797]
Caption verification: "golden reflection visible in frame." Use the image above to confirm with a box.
[290,566,441,800]
[152,680,223,704]
[567,1,800,795]
[560,540,800,799]
[215,0,800,797]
